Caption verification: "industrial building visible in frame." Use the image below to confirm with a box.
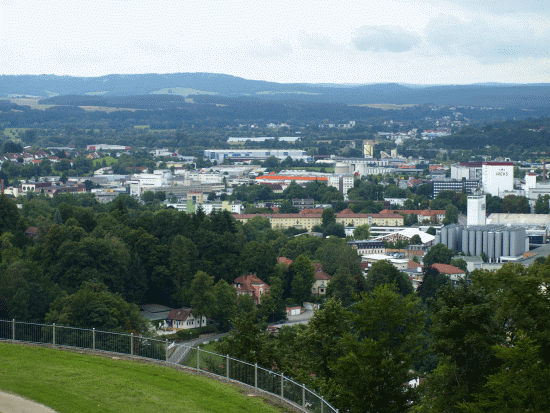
[436,224,529,262]
[432,178,480,197]
[482,162,514,196]
[204,149,310,162]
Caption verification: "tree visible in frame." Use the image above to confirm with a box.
[279,200,299,213]
[190,271,215,325]
[410,234,422,245]
[45,282,146,334]
[211,280,237,332]
[450,258,468,272]
[332,284,426,413]
[534,194,550,214]
[326,267,358,307]
[322,222,346,238]
[426,226,436,236]
[365,259,414,296]
[321,207,336,227]
[2,141,23,154]
[288,254,315,303]
[422,243,453,267]
[443,204,459,225]
[353,223,370,240]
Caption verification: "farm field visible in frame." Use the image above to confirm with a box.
[0,342,290,413]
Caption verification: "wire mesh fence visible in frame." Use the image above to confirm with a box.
[0,319,338,413]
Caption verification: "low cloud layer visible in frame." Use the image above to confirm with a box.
[352,25,422,53]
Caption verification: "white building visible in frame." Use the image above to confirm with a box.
[482,162,514,196]
[451,162,483,181]
[129,170,172,196]
[467,195,486,227]
[328,175,354,195]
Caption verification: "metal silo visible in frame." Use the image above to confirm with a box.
[503,230,510,257]
[488,232,495,262]
[475,230,482,256]
[469,229,476,256]
[482,230,489,255]
[449,227,457,250]
[495,231,503,261]
[510,229,520,257]
[435,234,441,244]
[441,227,448,248]
[462,229,469,254]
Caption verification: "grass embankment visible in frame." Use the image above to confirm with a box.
[92,156,117,166]
[0,343,288,413]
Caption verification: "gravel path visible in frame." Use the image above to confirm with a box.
[0,391,57,413]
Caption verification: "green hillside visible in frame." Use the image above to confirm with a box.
[0,343,290,413]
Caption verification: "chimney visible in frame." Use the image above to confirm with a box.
[544,160,547,182]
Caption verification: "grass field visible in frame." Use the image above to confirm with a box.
[3,128,27,141]
[92,156,118,166]
[3,98,55,110]
[0,343,289,413]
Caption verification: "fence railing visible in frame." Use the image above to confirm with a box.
[0,319,337,413]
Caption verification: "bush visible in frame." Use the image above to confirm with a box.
[176,325,218,341]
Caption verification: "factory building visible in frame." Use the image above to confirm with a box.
[482,162,514,196]
[436,224,528,263]
[467,195,486,227]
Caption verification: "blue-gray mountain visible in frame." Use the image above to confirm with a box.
[2,73,550,107]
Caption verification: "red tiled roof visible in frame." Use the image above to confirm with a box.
[166,308,193,321]
[312,262,332,280]
[277,257,293,266]
[407,260,422,269]
[431,263,465,275]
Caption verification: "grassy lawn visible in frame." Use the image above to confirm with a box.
[0,343,288,413]
[3,128,27,140]
[92,156,117,166]
[183,341,225,369]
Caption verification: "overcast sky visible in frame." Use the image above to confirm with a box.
[2,0,550,84]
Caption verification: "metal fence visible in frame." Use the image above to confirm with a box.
[0,319,337,413]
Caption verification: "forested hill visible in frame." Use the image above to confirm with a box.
[2,73,550,107]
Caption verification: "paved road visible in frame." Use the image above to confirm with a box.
[0,391,56,413]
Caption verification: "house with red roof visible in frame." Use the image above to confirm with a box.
[430,263,466,282]
[165,308,207,330]
[232,273,270,305]
[312,263,332,296]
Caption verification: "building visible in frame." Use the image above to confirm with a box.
[348,240,386,255]
[432,179,480,197]
[451,162,483,181]
[380,209,446,224]
[482,162,514,196]
[374,228,435,246]
[311,263,331,296]
[204,149,310,162]
[232,273,270,305]
[430,264,466,282]
[328,175,355,195]
[467,195,486,227]
[165,308,207,330]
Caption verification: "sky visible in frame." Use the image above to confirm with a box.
[2,0,550,85]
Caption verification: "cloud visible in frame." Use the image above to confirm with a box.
[351,25,421,53]
[423,13,550,63]
[249,39,292,59]
[301,34,344,52]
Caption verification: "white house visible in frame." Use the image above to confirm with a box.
[165,308,207,330]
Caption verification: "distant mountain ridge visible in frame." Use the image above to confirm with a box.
[2,73,550,107]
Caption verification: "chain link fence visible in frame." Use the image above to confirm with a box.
[0,319,337,413]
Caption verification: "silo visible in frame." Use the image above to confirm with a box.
[482,230,489,255]
[462,229,469,254]
[335,163,351,174]
[495,232,503,261]
[488,232,495,262]
[448,227,457,251]
[510,229,520,257]
[435,234,441,244]
[476,230,483,256]
[456,226,463,251]
[469,229,476,256]
[441,227,448,248]
[503,230,510,256]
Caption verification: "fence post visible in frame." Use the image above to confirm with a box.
[255,363,258,390]
[12,319,15,342]
[165,339,168,362]
[130,333,134,356]
[302,383,305,409]
[226,355,230,380]
[52,323,56,346]
[281,374,284,400]
[321,397,324,413]
[92,328,96,351]
[197,347,200,371]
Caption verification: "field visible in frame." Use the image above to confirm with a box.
[92,156,118,166]
[150,87,218,97]
[0,342,289,413]
[3,98,55,110]
[3,128,27,141]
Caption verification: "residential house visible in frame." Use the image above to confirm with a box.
[165,308,207,330]
[430,263,466,282]
[312,263,331,296]
[232,273,270,305]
